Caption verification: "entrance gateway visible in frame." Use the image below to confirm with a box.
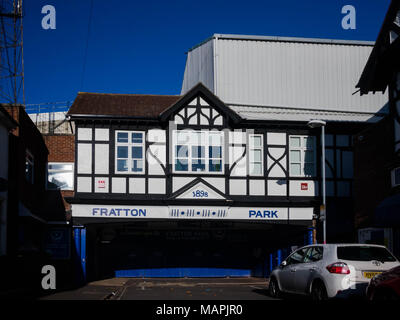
[67,83,325,280]
[72,205,313,279]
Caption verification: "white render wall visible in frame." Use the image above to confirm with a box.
[182,35,388,116]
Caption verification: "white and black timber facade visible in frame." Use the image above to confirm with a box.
[67,83,367,279]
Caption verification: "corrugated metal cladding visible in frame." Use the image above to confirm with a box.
[230,105,387,123]
[181,35,388,116]
[181,39,214,94]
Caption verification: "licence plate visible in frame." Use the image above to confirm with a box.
[363,271,382,279]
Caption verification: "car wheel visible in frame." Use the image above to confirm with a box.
[311,281,328,301]
[269,277,281,299]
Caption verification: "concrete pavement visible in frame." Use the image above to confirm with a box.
[40,277,277,300]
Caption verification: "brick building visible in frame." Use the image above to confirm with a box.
[43,134,75,216]
[0,104,72,295]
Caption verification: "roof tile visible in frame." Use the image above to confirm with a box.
[68,92,181,118]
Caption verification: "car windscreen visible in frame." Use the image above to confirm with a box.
[337,246,397,262]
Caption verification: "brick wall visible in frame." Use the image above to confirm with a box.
[43,134,75,162]
[43,134,75,214]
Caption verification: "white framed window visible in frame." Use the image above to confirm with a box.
[115,131,145,174]
[25,150,34,184]
[173,130,224,174]
[391,167,400,187]
[47,162,74,190]
[289,135,316,177]
[249,134,263,176]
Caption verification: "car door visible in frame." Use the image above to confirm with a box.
[279,248,308,293]
[293,246,324,294]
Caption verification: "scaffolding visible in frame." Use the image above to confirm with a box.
[0,0,25,106]
[26,101,74,134]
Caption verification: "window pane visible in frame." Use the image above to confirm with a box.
[209,146,222,159]
[209,133,222,146]
[175,159,188,171]
[250,163,262,175]
[209,159,222,172]
[287,248,308,265]
[304,163,315,176]
[192,159,206,172]
[132,132,143,143]
[290,163,301,176]
[290,150,301,163]
[48,163,73,171]
[251,136,262,147]
[132,159,143,172]
[252,149,262,162]
[304,136,315,149]
[176,131,190,144]
[117,132,128,143]
[193,131,206,145]
[117,146,128,158]
[290,137,301,148]
[117,159,128,172]
[48,171,73,190]
[176,145,188,158]
[192,146,205,158]
[132,146,143,159]
[304,150,314,162]
[337,246,396,262]
[304,247,324,263]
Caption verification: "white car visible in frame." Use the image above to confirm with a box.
[268,244,400,300]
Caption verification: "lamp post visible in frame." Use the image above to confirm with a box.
[307,119,327,244]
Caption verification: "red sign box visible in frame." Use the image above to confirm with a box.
[301,183,308,191]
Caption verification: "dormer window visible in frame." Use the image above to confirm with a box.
[173,130,224,174]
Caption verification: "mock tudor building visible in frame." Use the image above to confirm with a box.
[67,35,388,280]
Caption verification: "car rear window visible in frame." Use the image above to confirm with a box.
[337,246,397,262]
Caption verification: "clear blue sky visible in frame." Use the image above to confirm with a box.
[23,0,391,105]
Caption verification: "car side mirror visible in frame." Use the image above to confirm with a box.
[280,261,287,267]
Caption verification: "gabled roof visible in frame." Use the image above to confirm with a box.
[68,83,242,123]
[160,82,241,123]
[67,92,181,119]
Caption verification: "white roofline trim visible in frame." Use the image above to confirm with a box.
[187,34,375,53]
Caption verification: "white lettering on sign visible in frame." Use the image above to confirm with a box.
[301,183,308,191]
